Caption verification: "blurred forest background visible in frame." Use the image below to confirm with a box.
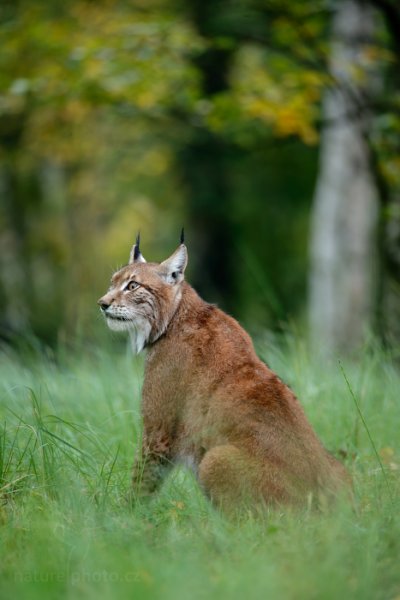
[1,0,400,354]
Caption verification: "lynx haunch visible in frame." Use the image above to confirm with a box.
[98,234,349,510]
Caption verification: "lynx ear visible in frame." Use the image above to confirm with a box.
[159,243,187,284]
[129,232,146,264]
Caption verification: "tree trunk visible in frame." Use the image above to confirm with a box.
[177,0,238,313]
[370,0,400,346]
[0,114,32,339]
[309,0,379,354]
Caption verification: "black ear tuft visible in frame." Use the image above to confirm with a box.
[180,227,185,245]
[134,232,141,260]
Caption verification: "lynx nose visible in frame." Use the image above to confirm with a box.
[98,298,110,311]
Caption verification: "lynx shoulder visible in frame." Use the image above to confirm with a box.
[98,234,350,510]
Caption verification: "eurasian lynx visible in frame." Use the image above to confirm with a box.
[98,233,349,510]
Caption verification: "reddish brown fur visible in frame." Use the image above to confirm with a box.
[98,243,349,511]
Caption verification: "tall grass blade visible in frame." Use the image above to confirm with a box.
[339,360,394,504]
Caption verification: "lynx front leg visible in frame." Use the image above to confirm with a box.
[132,430,173,500]
[132,449,171,499]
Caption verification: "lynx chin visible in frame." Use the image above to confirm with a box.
[98,232,350,511]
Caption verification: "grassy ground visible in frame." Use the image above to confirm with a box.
[0,335,399,600]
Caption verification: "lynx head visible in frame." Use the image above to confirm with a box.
[98,232,187,353]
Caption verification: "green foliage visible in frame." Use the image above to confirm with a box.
[1,0,400,342]
[0,338,399,599]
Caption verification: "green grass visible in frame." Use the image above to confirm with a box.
[0,335,399,600]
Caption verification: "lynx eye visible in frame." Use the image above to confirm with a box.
[126,281,139,292]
